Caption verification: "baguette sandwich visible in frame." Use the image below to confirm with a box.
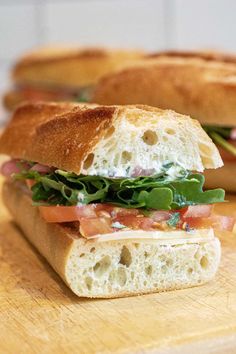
[93,52,236,191]
[3,46,144,111]
[0,102,233,298]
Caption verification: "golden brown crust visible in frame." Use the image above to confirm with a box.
[147,50,236,64]
[0,102,116,173]
[3,90,26,111]
[12,46,144,87]
[205,162,236,192]
[93,57,236,126]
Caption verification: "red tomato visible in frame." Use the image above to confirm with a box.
[79,217,113,237]
[180,205,213,218]
[184,215,235,232]
[39,205,97,223]
[115,215,154,230]
[21,87,68,101]
[26,179,36,188]
[95,204,139,217]
[149,210,173,222]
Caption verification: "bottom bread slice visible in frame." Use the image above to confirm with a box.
[3,181,221,298]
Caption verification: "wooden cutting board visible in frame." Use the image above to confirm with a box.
[1,177,236,354]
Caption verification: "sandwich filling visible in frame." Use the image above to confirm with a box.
[13,83,92,103]
[1,159,234,239]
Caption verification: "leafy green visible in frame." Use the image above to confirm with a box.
[14,164,225,210]
[167,213,180,227]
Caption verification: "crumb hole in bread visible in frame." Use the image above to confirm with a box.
[83,153,94,169]
[166,259,173,267]
[134,243,140,249]
[165,128,176,135]
[200,255,209,269]
[142,130,158,145]
[188,267,193,274]
[143,280,147,286]
[79,253,85,258]
[119,246,132,267]
[104,126,115,139]
[85,277,93,290]
[144,251,149,258]
[117,268,127,286]
[90,247,95,253]
[121,151,132,163]
[131,271,135,280]
[93,256,111,277]
[145,265,153,276]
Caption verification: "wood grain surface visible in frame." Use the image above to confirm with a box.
[0,175,236,354]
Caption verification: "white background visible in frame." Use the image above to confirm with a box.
[1,0,236,120]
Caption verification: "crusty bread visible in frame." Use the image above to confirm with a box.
[205,162,236,192]
[147,50,236,64]
[0,102,222,176]
[3,90,26,111]
[93,57,236,126]
[12,46,144,88]
[2,180,221,298]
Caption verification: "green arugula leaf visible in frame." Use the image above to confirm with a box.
[137,188,173,210]
[14,164,225,210]
[166,213,180,227]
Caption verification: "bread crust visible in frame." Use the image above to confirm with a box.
[93,57,236,126]
[12,46,144,87]
[147,50,236,64]
[0,102,222,174]
[2,180,221,298]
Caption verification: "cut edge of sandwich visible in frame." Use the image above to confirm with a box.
[0,102,225,298]
[3,180,221,298]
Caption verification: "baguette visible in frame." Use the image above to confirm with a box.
[3,46,144,111]
[0,102,222,177]
[93,57,236,126]
[147,50,236,64]
[13,46,144,87]
[0,102,226,298]
[2,180,221,298]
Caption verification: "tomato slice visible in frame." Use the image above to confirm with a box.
[20,87,71,101]
[184,215,235,232]
[149,210,173,222]
[180,205,213,218]
[39,205,97,223]
[26,179,36,189]
[95,204,139,217]
[79,217,113,237]
[115,215,154,231]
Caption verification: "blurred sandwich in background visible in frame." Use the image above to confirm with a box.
[93,50,236,192]
[3,46,145,111]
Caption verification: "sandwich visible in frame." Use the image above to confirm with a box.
[92,53,236,191]
[0,102,234,298]
[3,46,144,111]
